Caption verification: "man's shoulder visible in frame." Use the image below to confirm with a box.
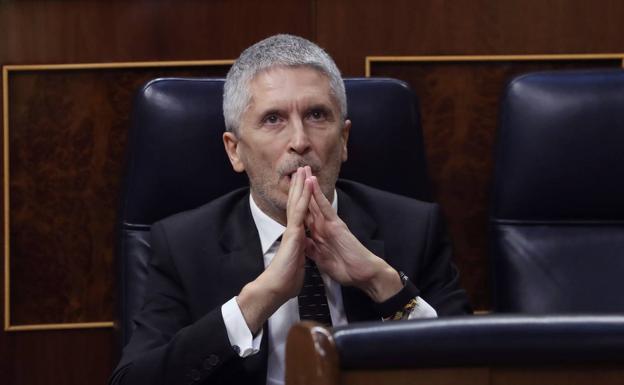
[336,179,440,248]
[153,187,250,232]
[336,179,436,214]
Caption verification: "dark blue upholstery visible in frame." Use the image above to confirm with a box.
[332,315,624,368]
[321,70,624,374]
[116,77,431,347]
[491,69,624,313]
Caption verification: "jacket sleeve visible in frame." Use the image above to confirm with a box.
[110,221,239,385]
[416,204,473,316]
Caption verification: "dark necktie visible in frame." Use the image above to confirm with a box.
[297,258,333,327]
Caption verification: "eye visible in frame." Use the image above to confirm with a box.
[307,108,328,122]
[261,112,283,126]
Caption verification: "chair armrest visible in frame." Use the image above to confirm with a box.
[332,315,624,369]
[286,315,624,385]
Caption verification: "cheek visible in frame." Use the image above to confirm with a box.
[318,136,345,162]
[242,151,279,181]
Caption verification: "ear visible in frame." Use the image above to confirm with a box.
[340,119,351,162]
[222,131,245,173]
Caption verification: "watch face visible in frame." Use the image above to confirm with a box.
[399,271,409,285]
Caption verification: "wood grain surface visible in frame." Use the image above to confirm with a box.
[6,65,230,326]
[2,0,624,384]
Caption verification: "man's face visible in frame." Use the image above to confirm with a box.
[223,66,350,222]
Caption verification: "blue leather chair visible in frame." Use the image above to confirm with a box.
[116,77,431,348]
[285,70,624,385]
[490,69,624,313]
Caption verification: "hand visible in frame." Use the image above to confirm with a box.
[237,166,313,333]
[260,166,314,302]
[304,173,403,303]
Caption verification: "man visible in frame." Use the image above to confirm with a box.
[111,34,470,385]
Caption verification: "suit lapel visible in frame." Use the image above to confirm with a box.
[213,196,264,293]
[210,195,268,381]
[336,188,386,323]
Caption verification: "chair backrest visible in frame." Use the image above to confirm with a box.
[490,69,624,313]
[116,77,431,346]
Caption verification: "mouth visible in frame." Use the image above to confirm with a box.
[284,170,298,183]
[282,166,316,183]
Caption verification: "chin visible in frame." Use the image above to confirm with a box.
[318,176,338,200]
[266,191,289,213]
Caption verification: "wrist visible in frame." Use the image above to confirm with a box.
[373,272,421,319]
[237,278,282,334]
[360,262,403,303]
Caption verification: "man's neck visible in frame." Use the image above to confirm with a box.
[249,191,287,226]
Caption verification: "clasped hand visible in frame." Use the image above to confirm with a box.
[269,166,403,304]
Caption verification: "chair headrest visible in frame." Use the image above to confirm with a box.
[121,77,430,225]
[493,69,624,221]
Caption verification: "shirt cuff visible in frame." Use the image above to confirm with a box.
[407,296,438,319]
[221,297,262,357]
[372,278,420,318]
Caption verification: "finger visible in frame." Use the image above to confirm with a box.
[306,249,318,264]
[310,176,336,219]
[309,193,323,220]
[287,168,304,212]
[298,178,313,211]
[304,165,313,179]
[286,168,298,207]
[305,238,320,259]
[292,167,305,201]
[291,177,313,225]
[305,237,316,253]
[306,245,331,273]
[304,209,315,230]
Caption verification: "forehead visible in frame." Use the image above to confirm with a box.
[247,66,335,109]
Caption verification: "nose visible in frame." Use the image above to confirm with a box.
[288,117,311,155]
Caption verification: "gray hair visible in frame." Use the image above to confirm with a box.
[223,34,347,133]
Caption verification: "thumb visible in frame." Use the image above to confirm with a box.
[305,238,319,258]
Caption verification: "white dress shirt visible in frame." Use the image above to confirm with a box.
[221,191,437,385]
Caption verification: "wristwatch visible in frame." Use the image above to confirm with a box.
[374,270,420,320]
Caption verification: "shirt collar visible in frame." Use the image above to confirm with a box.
[249,189,338,255]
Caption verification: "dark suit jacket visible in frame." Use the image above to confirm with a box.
[111,180,471,385]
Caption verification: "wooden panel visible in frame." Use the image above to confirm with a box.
[341,366,624,385]
[343,367,489,385]
[9,329,113,385]
[0,0,315,64]
[4,63,231,329]
[490,366,624,385]
[316,0,624,76]
[0,1,314,383]
[369,57,623,309]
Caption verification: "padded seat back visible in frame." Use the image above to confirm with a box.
[491,69,624,313]
[117,77,431,346]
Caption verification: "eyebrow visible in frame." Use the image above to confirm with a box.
[253,99,336,120]
[306,103,332,111]
[258,108,286,118]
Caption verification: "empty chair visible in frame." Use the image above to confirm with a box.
[490,69,624,313]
